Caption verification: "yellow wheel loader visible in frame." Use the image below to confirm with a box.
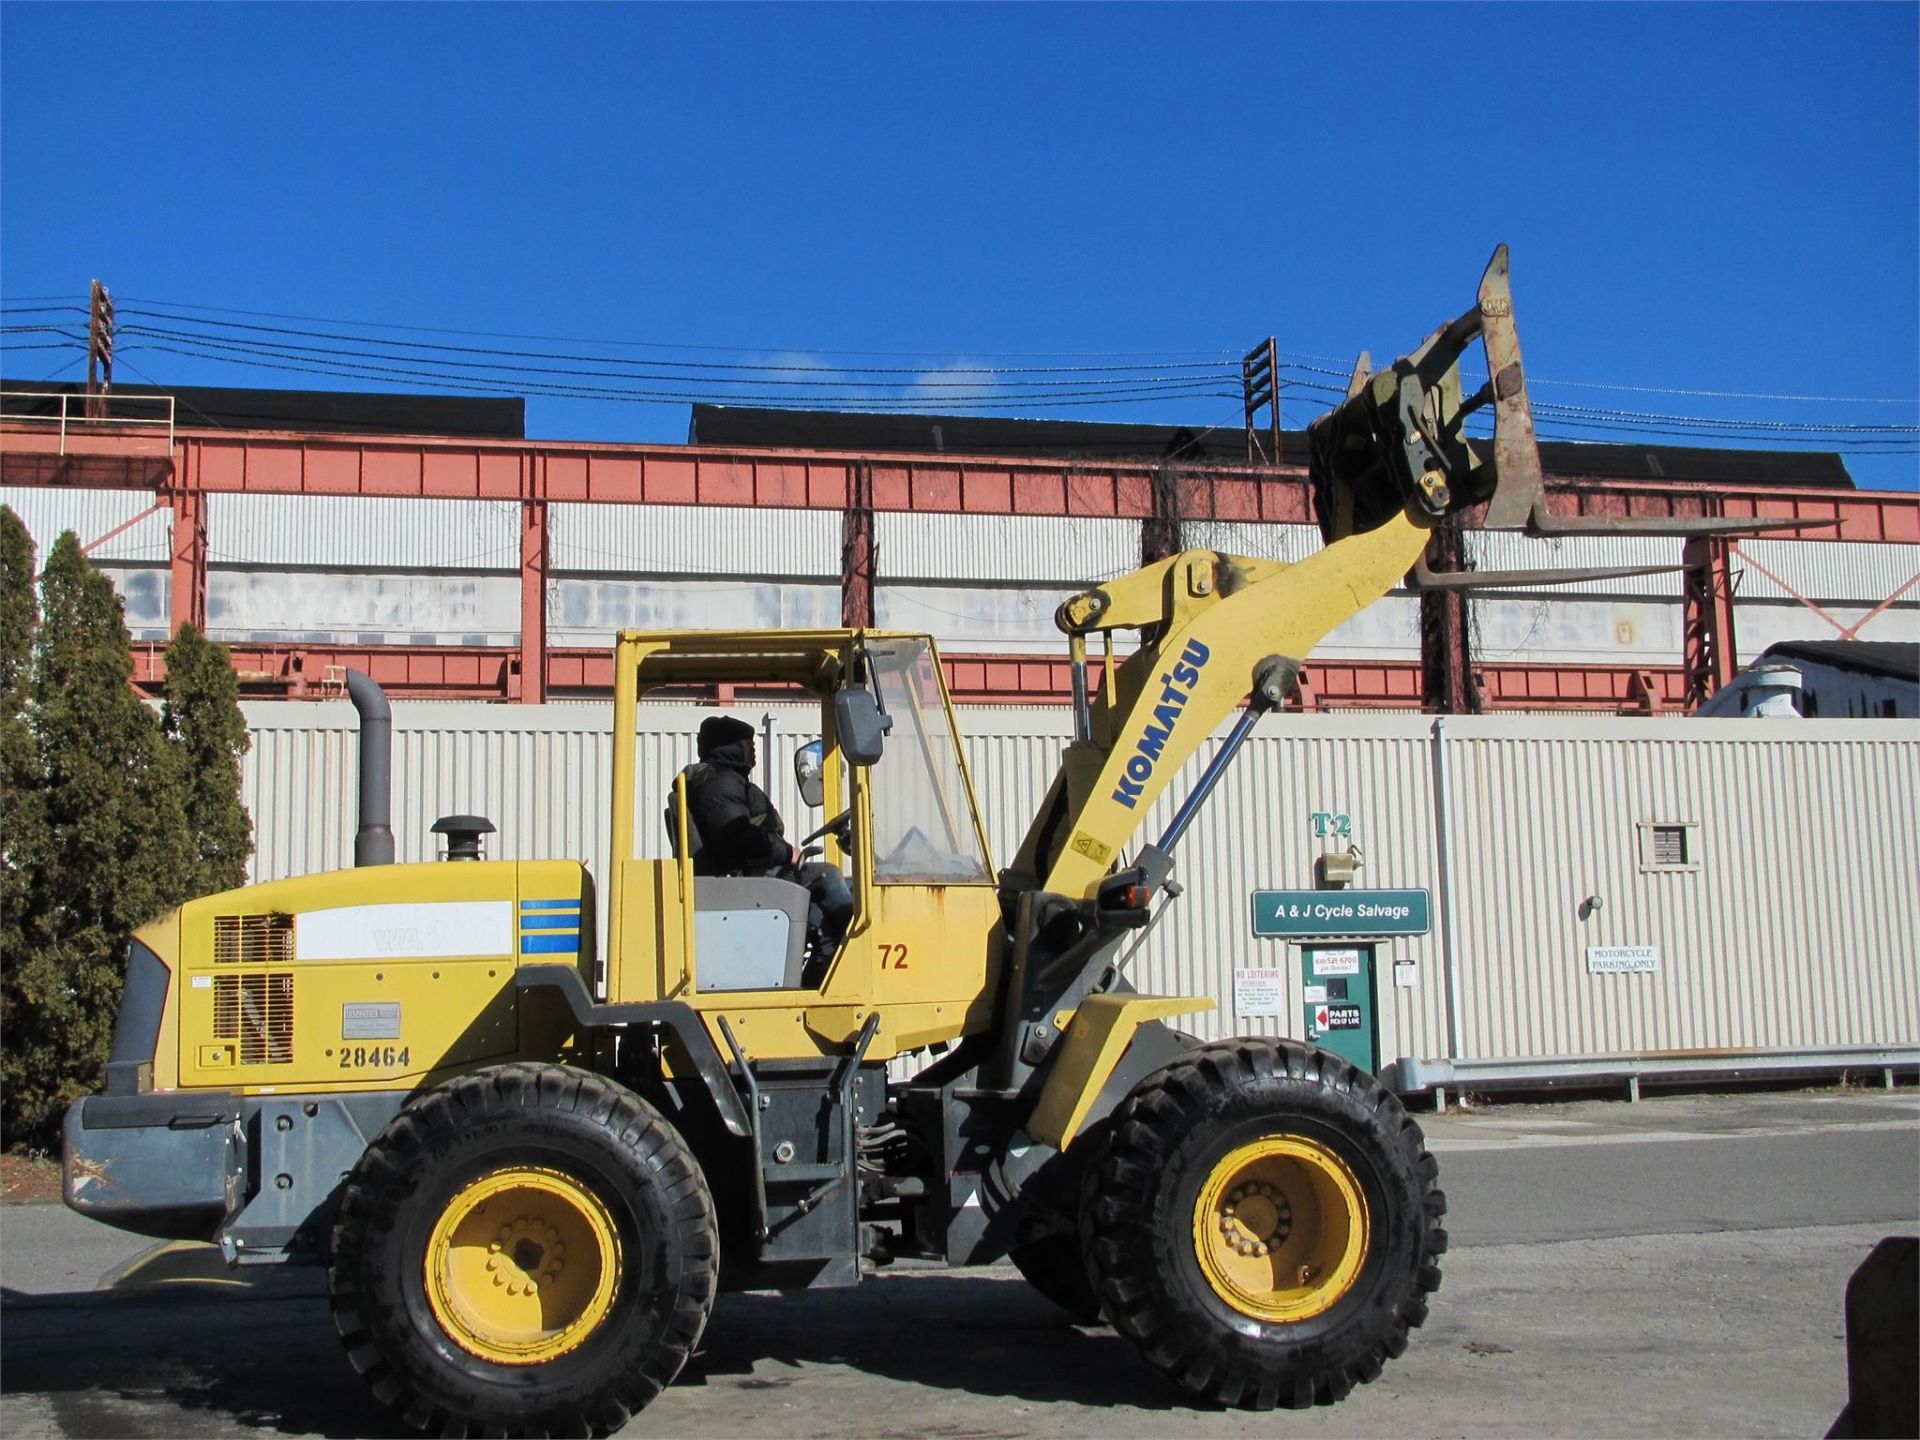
[61,248,1775,1434]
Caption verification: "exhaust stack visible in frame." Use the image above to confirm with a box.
[344,669,395,867]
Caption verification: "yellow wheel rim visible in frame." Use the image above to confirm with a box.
[1191,1136,1369,1323]
[425,1165,622,1365]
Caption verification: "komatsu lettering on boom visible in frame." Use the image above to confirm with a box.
[1111,638,1210,809]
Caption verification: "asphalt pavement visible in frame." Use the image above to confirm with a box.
[2,1086,1915,1439]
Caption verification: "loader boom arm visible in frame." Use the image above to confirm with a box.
[1012,244,1521,896]
[1013,518,1430,896]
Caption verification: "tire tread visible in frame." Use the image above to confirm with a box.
[1081,1037,1445,1411]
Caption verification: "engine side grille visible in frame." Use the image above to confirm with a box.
[213,973,295,1065]
[214,913,295,966]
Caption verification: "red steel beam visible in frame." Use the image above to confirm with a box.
[169,487,207,634]
[1682,537,1740,708]
[516,498,548,704]
[5,424,1913,542]
[128,641,1691,716]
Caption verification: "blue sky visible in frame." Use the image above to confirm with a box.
[3,2,1915,488]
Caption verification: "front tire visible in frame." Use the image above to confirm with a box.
[1081,1039,1445,1410]
[329,1063,718,1437]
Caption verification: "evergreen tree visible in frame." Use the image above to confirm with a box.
[1,509,45,1141]
[163,622,253,896]
[2,533,195,1145]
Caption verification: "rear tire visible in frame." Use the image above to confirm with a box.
[1081,1039,1445,1410]
[329,1062,718,1437]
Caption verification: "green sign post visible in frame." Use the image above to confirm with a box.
[1251,889,1431,939]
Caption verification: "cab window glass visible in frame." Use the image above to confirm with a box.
[866,641,991,884]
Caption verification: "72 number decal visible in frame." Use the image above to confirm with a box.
[878,942,910,971]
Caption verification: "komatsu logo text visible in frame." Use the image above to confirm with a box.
[1110,639,1211,810]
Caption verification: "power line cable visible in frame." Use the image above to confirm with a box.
[120,335,1234,407]
[117,293,1237,363]
[115,308,1237,380]
[120,339,1244,412]
[114,320,1235,392]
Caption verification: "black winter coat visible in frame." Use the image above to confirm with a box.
[680,746,789,876]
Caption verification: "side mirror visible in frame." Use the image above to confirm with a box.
[793,740,826,809]
[834,686,892,767]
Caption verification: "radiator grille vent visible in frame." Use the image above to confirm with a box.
[214,913,295,966]
[213,973,295,1065]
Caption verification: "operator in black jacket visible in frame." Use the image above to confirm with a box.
[680,716,854,957]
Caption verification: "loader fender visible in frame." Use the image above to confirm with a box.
[514,963,753,1139]
[1028,994,1213,1149]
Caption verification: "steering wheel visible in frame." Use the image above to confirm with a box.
[801,809,853,846]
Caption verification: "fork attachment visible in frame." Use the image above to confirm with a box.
[1306,245,1833,590]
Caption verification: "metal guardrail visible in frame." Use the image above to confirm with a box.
[1388,1046,1919,1106]
[0,390,175,454]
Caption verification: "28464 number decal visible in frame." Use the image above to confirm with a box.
[338,1045,409,1069]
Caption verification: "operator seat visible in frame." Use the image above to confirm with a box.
[664,796,811,992]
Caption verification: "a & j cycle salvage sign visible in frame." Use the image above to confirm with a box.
[1251,889,1432,939]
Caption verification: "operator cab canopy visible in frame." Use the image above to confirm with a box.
[621,627,994,888]
[624,627,863,697]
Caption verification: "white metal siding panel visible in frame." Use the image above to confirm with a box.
[552,503,840,579]
[104,567,171,640]
[1439,717,1919,1061]
[1475,597,1683,665]
[877,514,1140,584]
[875,584,1079,653]
[208,571,521,644]
[550,578,840,645]
[1115,718,1446,1060]
[1733,600,1920,652]
[1734,539,1920,606]
[1181,522,1323,566]
[211,495,520,569]
[1317,596,1421,661]
[1468,532,1685,598]
[0,485,173,561]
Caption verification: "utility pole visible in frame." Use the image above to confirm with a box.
[85,280,114,420]
[1242,337,1280,465]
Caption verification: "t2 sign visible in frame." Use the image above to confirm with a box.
[1310,811,1352,839]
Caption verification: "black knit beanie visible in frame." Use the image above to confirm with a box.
[697,716,757,758]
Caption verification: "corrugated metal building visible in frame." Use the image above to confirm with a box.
[237,699,1919,1094]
